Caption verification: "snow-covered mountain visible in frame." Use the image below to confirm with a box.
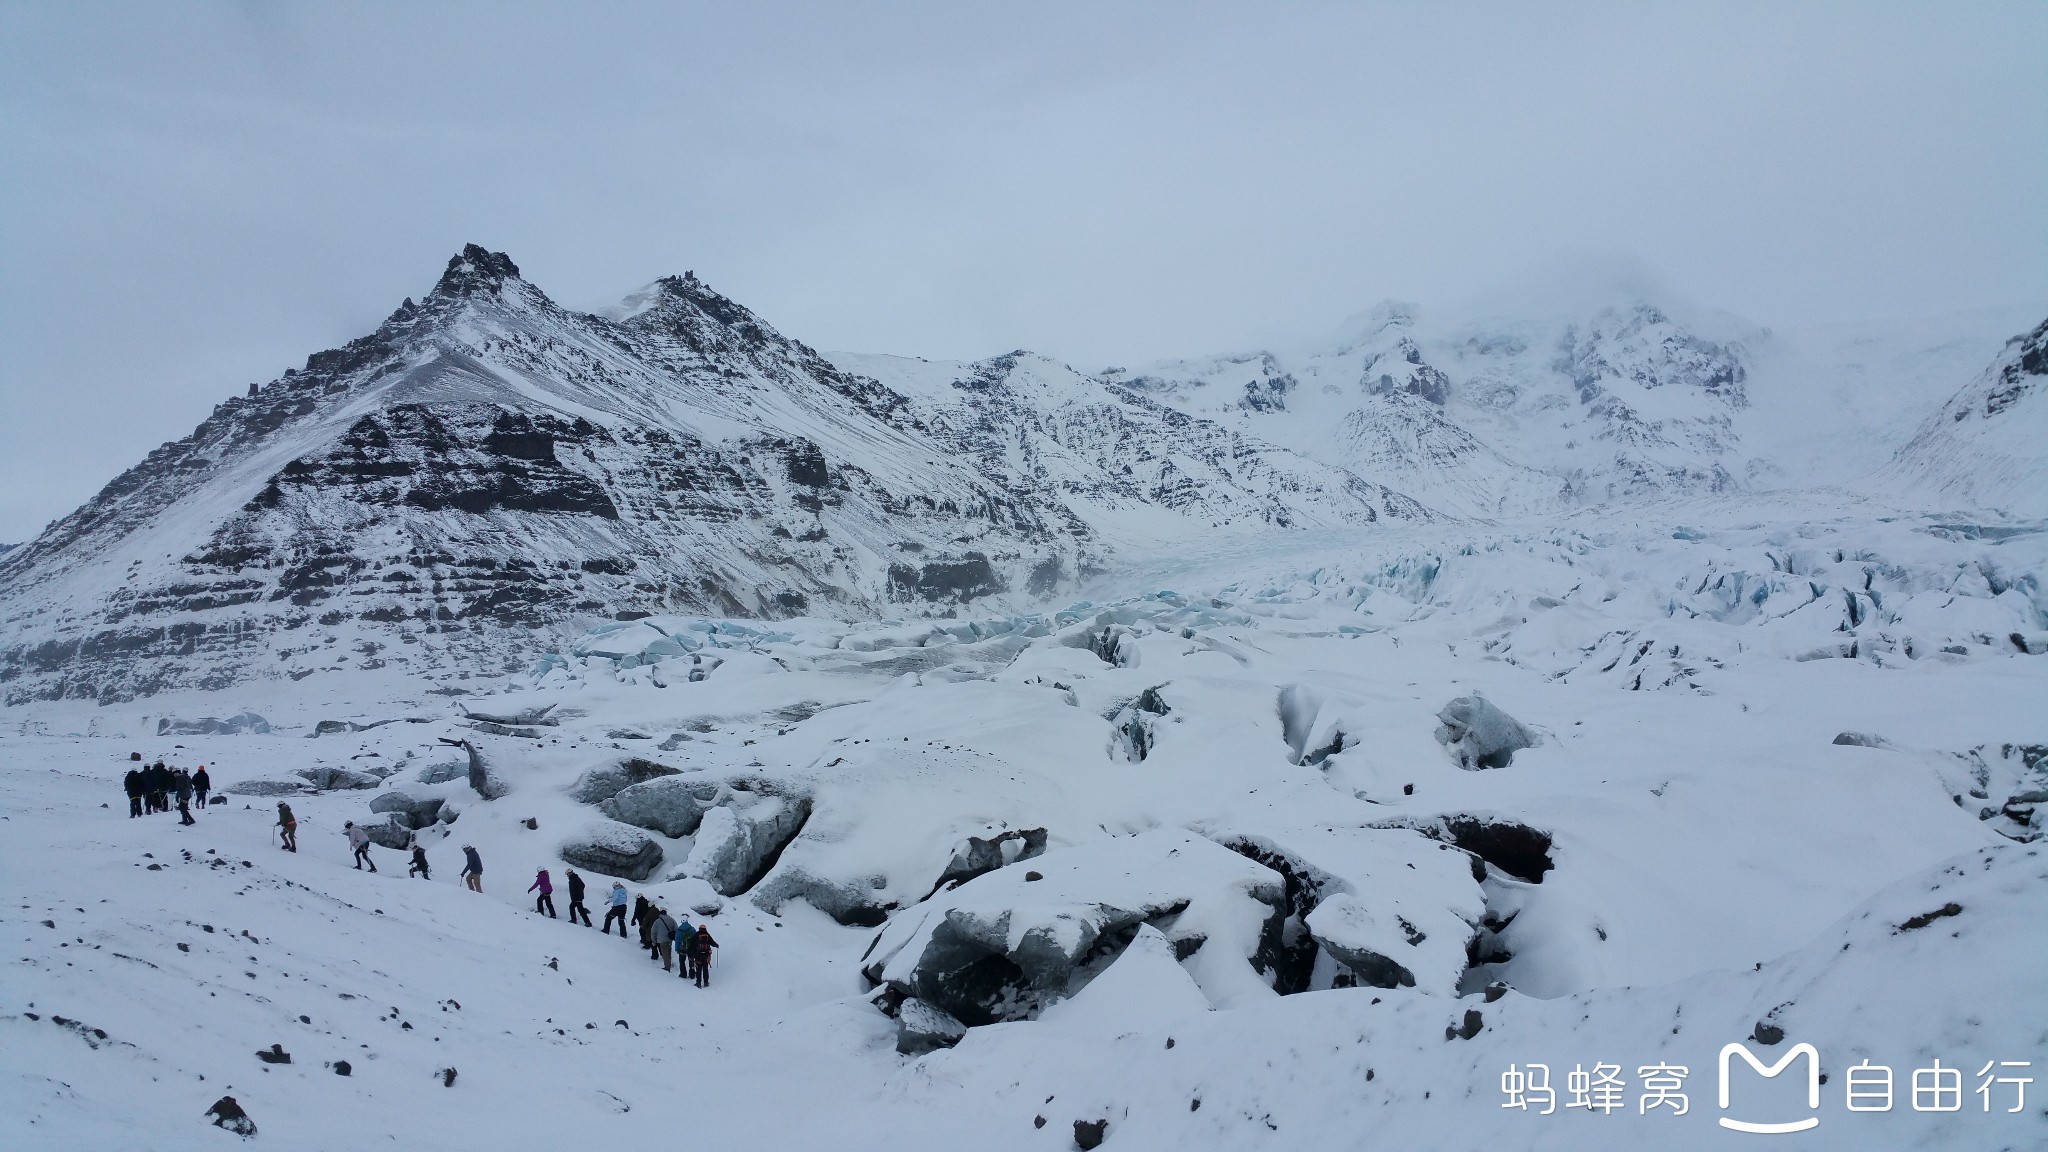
[1117,299,1757,517]
[1874,317,2048,518]
[0,247,1422,705]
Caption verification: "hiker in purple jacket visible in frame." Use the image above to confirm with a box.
[528,868,557,918]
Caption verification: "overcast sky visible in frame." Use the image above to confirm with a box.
[1,2,2043,542]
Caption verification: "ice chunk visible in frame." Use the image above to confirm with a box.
[1434,693,1536,770]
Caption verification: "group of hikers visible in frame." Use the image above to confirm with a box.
[261,803,724,986]
[124,759,209,825]
[531,867,721,986]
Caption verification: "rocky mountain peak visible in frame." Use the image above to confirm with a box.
[429,244,525,299]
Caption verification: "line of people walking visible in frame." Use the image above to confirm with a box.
[552,869,721,986]
[124,760,209,825]
[257,814,728,987]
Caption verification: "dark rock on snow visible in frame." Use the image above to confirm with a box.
[205,1095,256,1136]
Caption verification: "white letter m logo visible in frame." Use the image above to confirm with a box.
[1718,1042,1821,1134]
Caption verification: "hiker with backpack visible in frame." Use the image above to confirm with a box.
[124,768,144,818]
[691,923,718,987]
[345,822,377,871]
[408,843,431,880]
[601,882,629,936]
[565,869,591,926]
[192,765,210,809]
[675,918,697,980]
[650,906,678,972]
[275,802,297,852]
[174,769,196,826]
[528,868,557,918]
[461,845,483,892]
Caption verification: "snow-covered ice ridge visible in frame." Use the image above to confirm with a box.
[4,504,2046,1149]
[0,248,2044,1148]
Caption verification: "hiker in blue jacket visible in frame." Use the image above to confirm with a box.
[601,882,630,937]
[675,918,698,980]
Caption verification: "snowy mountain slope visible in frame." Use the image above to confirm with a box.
[1736,305,2043,489]
[833,350,1429,531]
[1119,298,1756,516]
[1873,317,2048,518]
[0,248,1426,706]
[2,507,2042,1150]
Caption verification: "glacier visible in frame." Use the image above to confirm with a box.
[0,248,2043,1150]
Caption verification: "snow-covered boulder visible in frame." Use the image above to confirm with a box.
[158,712,270,736]
[679,794,811,895]
[559,823,665,882]
[862,830,1285,1027]
[1305,893,1469,995]
[416,760,467,785]
[360,815,413,850]
[1034,924,1211,1034]
[894,997,968,1055]
[1433,693,1536,770]
[597,774,724,836]
[369,790,444,830]
[934,827,1048,891]
[224,779,306,797]
[570,757,681,805]
[295,767,382,791]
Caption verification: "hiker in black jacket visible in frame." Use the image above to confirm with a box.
[564,869,591,926]
[633,895,654,950]
[124,770,144,818]
[192,766,211,809]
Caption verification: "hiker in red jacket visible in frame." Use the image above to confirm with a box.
[528,868,556,917]
[691,923,718,987]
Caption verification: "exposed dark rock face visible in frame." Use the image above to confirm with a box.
[1440,817,1554,883]
[0,245,1430,704]
[933,827,1049,892]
